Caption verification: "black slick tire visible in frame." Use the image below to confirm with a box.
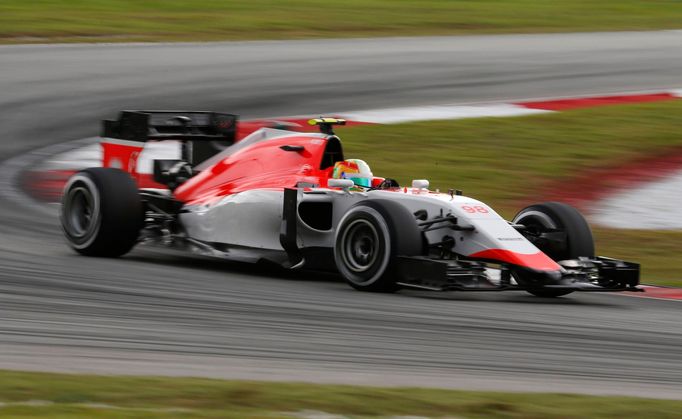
[512,202,595,297]
[60,167,143,257]
[334,200,422,292]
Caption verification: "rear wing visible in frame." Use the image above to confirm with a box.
[102,110,237,143]
[101,110,238,166]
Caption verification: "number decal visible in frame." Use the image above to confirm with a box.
[461,205,489,214]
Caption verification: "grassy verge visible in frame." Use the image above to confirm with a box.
[340,100,682,287]
[1,370,681,418]
[1,1,682,44]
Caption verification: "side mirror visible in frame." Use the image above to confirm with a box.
[328,178,355,190]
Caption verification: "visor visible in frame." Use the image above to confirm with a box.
[348,176,371,188]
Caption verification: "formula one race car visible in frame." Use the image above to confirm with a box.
[60,111,641,297]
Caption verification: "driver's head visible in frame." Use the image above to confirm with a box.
[332,159,373,188]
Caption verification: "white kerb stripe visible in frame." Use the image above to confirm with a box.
[669,89,682,98]
[339,103,552,124]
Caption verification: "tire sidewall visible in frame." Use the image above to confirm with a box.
[334,206,392,288]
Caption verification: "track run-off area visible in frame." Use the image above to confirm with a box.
[0,31,682,399]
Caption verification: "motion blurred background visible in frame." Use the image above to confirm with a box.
[3,0,682,42]
[1,1,681,418]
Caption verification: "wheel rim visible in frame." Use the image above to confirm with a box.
[66,186,95,238]
[341,219,380,273]
[61,175,101,247]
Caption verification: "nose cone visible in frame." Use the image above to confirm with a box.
[541,269,564,283]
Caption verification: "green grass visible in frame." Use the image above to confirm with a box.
[1,369,681,418]
[339,100,682,287]
[1,1,682,44]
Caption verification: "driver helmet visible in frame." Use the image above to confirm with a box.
[332,159,373,188]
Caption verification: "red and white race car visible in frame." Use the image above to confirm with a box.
[60,111,640,297]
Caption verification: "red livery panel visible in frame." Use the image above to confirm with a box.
[469,249,562,271]
[174,135,340,204]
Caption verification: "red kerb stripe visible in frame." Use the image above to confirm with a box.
[517,93,678,111]
[624,286,682,301]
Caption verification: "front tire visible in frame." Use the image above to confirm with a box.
[334,200,422,292]
[512,202,595,297]
[60,168,143,257]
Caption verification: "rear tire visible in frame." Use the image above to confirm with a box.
[512,202,594,297]
[60,168,143,257]
[334,200,422,292]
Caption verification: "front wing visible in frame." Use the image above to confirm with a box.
[395,256,641,292]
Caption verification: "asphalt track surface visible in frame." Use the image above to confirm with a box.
[1,31,681,399]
